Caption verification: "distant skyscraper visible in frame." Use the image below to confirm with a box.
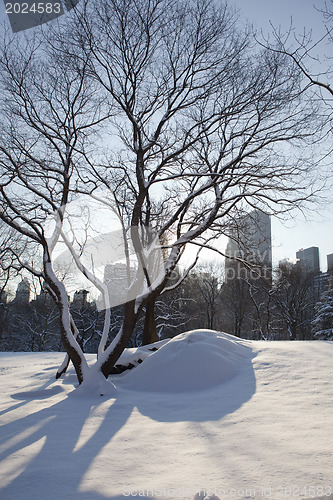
[102,263,136,308]
[15,278,30,304]
[315,253,333,295]
[296,247,320,274]
[225,209,272,282]
[72,289,89,306]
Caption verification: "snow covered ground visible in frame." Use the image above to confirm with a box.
[0,330,332,500]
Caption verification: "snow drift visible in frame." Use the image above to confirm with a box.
[118,330,253,393]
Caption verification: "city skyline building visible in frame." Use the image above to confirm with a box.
[327,253,333,273]
[296,247,320,274]
[14,278,30,304]
[225,209,272,283]
[314,253,333,297]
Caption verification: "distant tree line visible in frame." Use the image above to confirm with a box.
[1,259,332,352]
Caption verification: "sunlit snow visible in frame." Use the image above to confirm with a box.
[0,330,332,500]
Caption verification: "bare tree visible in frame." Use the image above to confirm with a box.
[188,262,224,331]
[259,1,333,148]
[0,223,25,344]
[0,26,104,383]
[73,0,322,369]
[272,262,317,340]
[245,277,275,340]
[220,275,252,338]
[0,0,326,390]
[12,298,60,352]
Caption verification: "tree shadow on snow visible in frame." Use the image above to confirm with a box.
[11,385,65,400]
[0,384,135,499]
[0,345,257,499]
[0,375,61,418]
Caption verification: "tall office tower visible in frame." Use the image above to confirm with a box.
[15,278,30,304]
[225,209,272,283]
[296,247,320,274]
[316,253,333,294]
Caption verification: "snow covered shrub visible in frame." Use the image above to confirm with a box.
[312,287,333,340]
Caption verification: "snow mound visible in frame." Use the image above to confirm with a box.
[70,370,118,398]
[118,330,252,393]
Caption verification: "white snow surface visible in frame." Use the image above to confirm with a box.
[0,330,332,500]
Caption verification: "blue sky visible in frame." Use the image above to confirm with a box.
[230,0,333,270]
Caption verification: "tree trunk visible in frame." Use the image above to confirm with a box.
[58,303,85,384]
[99,300,138,378]
[44,262,87,384]
[56,316,79,379]
[142,297,158,345]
